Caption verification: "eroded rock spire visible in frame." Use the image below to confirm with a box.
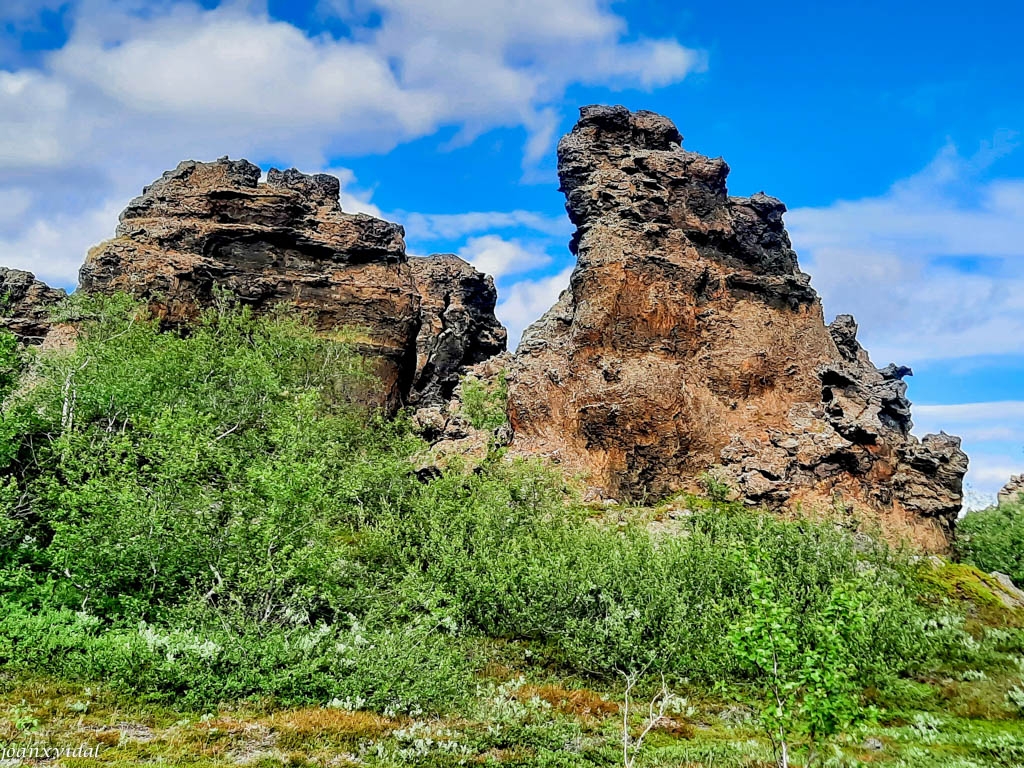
[508,105,966,546]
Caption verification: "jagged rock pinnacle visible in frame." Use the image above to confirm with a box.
[508,105,966,547]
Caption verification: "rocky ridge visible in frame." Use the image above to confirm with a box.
[999,475,1024,506]
[0,268,67,342]
[0,106,968,548]
[73,158,502,411]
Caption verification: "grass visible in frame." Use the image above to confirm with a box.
[3,669,1023,767]
[2,565,1022,767]
[919,563,1024,628]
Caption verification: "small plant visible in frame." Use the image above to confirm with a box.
[729,565,868,767]
[11,702,40,733]
[619,670,684,768]
[459,371,508,430]
[699,471,732,505]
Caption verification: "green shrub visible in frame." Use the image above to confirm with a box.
[730,567,872,766]
[459,371,507,430]
[0,294,422,622]
[0,598,472,712]
[957,501,1024,585]
[0,296,474,709]
[364,462,933,686]
[0,294,985,718]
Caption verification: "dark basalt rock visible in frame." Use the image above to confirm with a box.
[408,254,507,407]
[0,268,67,342]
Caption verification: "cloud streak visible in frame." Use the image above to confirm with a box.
[787,141,1024,365]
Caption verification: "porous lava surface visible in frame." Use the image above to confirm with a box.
[508,105,966,545]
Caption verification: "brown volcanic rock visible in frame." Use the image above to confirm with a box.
[408,254,507,407]
[78,158,508,412]
[999,475,1024,505]
[508,105,966,546]
[0,268,67,342]
[79,158,420,409]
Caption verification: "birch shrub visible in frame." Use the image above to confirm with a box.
[0,294,978,714]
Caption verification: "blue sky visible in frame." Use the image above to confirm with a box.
[1,0,1021,503]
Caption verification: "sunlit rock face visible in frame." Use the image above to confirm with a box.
[79,159,504,412]
[508,105,966,548]
[8,108,966,549]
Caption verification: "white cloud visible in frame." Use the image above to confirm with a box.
[497,266,573,348]
[0,70,70,168]
[787,142,1024,364]
[404,210,570,241]
[0,188,33,229]
[962,454,1024,510]
[0,0,701,286]
[457,234,551,280]
[0,199,121,288]
[916,401,1024,423]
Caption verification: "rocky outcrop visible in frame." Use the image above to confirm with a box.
[989,572,1024,610]
[0,268,67,342]
[999,475,1024,506]
[508,105,966,546]
[412,352,513,475]
[408,255,507,407]
[79,159,504,411]
[1,111,969,547]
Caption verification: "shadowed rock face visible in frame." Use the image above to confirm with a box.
[508,105,966,547]
[409,255,507,407]
[0,268,67,342]
[78,159,503,411]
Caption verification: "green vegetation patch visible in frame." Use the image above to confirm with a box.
[0,295,1021,766]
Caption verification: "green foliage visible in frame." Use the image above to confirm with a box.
[957,501,1024,585]
[0,331,23,401]
[1,294,422,622]
[364,463,933,688]
[0,296,473,710]
[459,370,508,430]
[0,599,471,712]
[699,470,732,504]
[730,566,871,765]
[0,293,1004,731]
